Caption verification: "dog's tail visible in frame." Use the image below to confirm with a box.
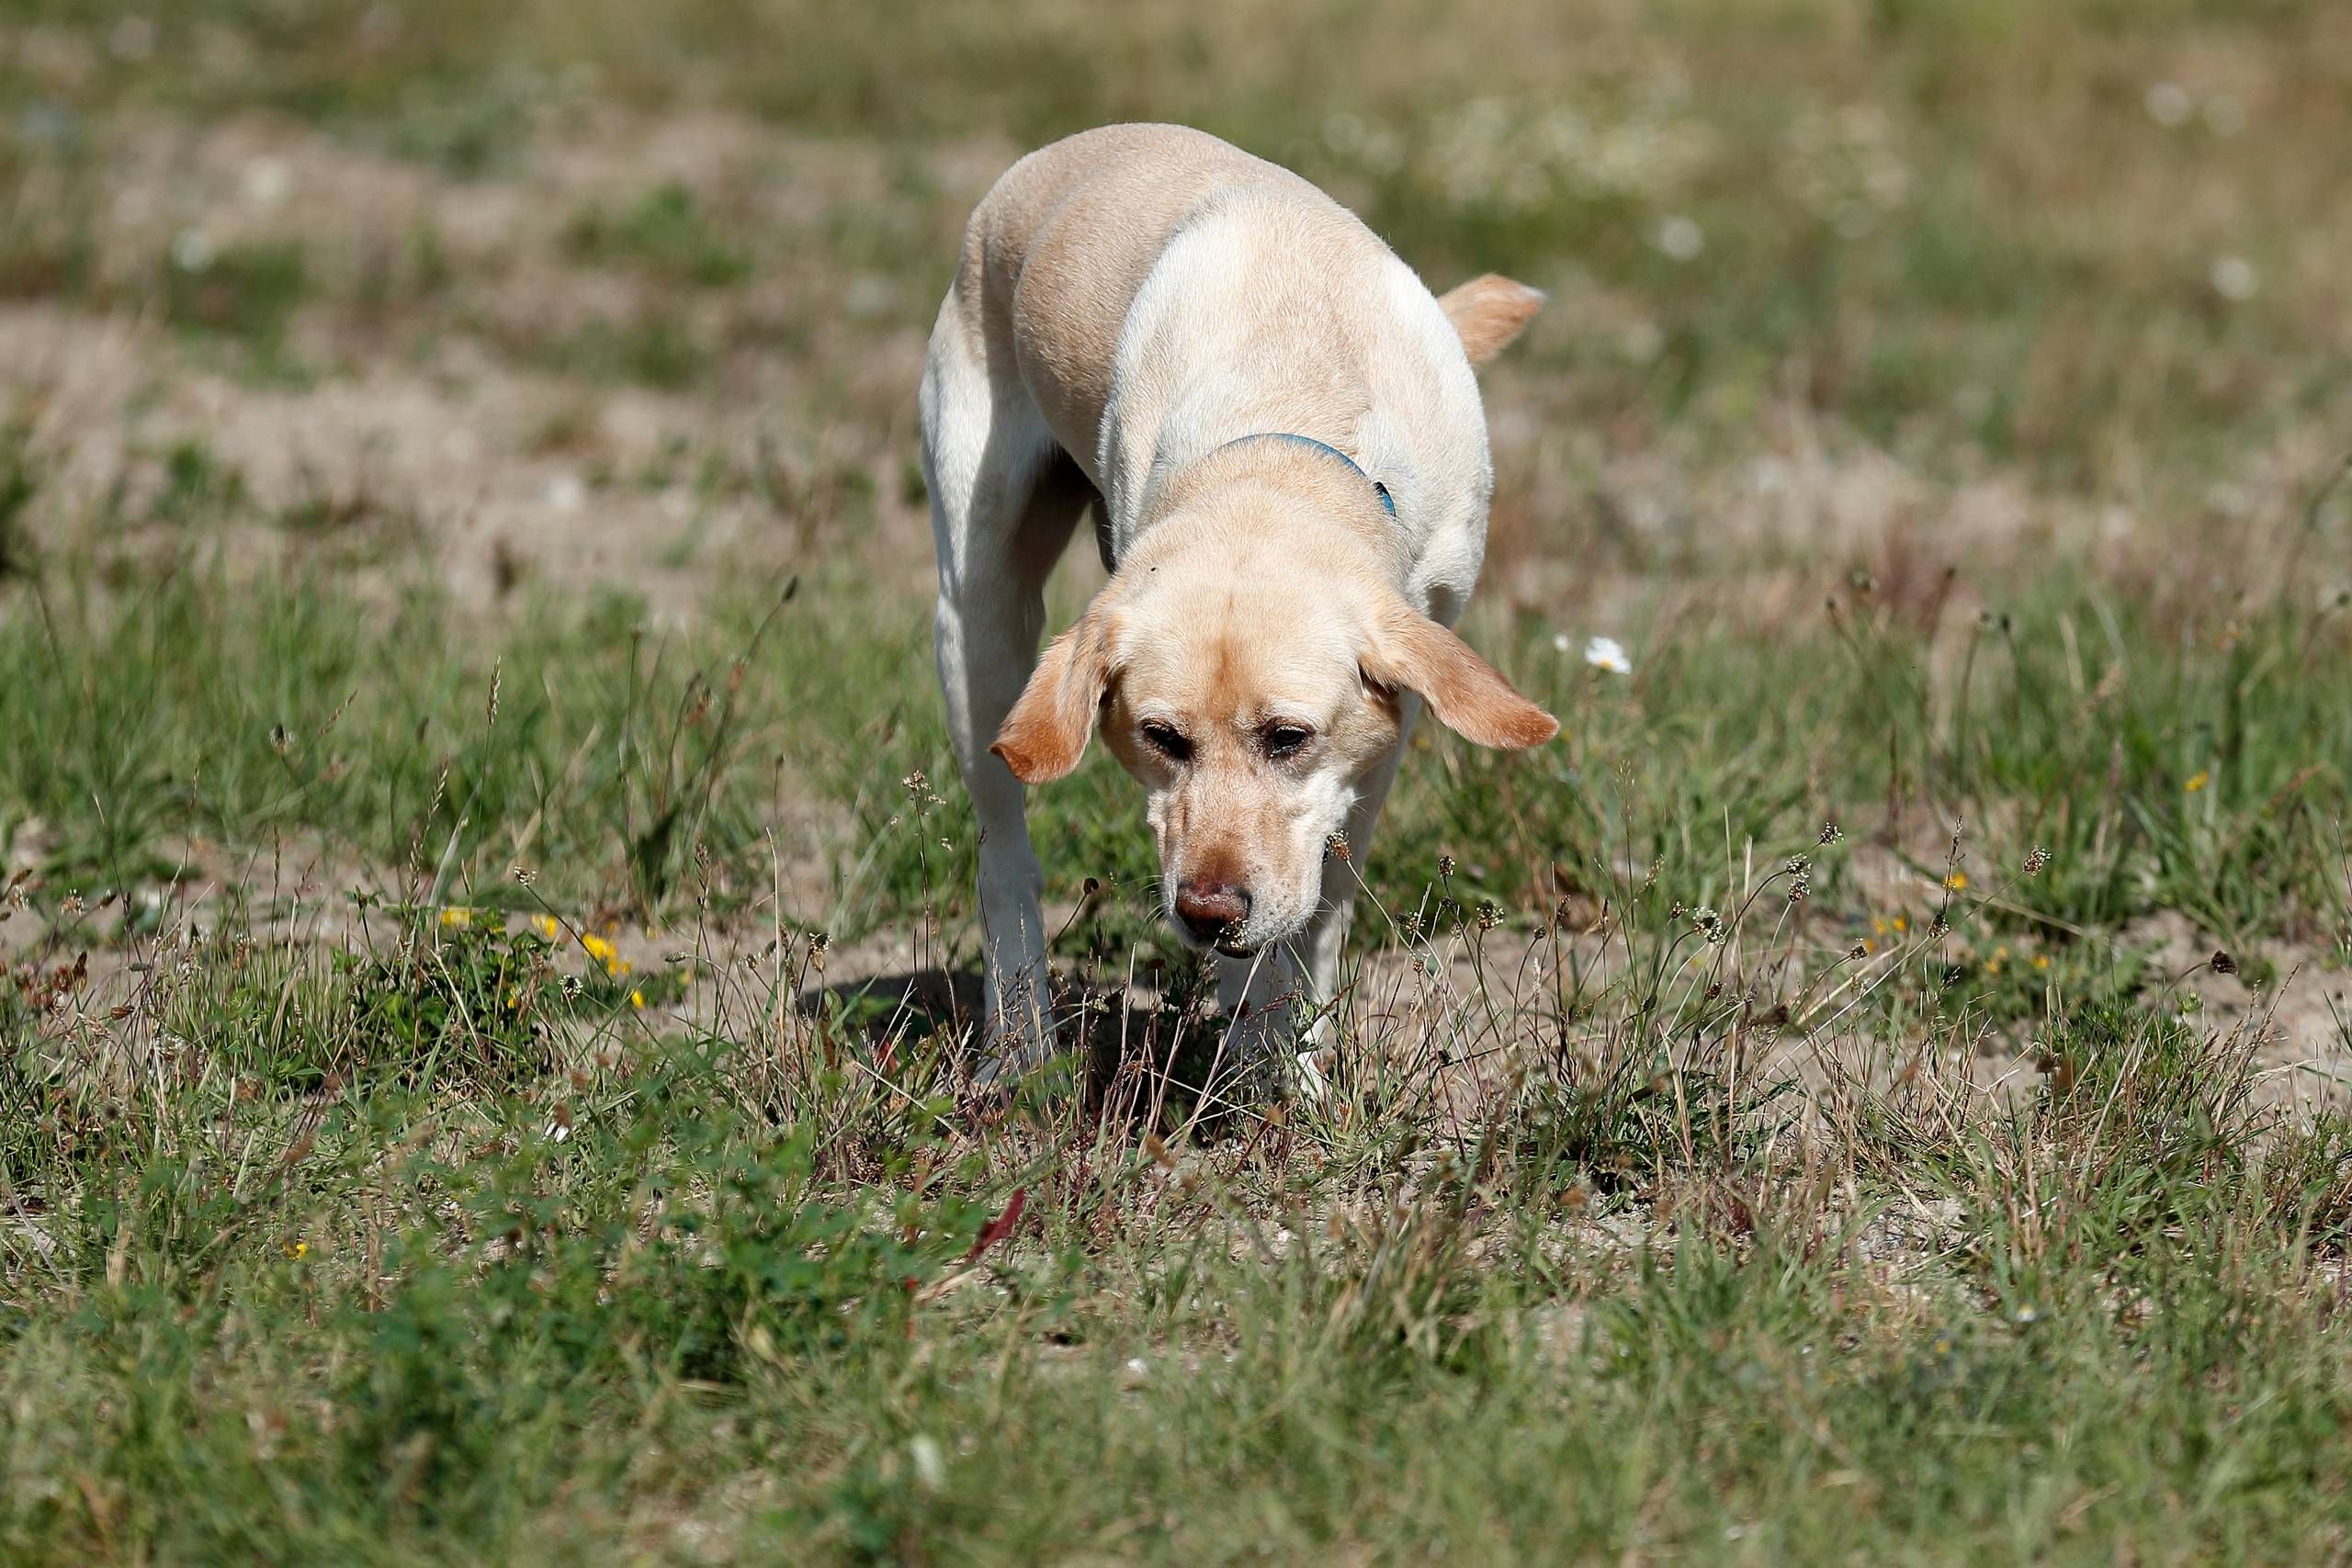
[1436,274,1544,367]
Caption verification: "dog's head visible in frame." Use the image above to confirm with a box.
[989,502,1555,958]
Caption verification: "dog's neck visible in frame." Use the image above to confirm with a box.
[1204,434,1394,515]
[1118,438,1410,587]
[1100,347,1411,536]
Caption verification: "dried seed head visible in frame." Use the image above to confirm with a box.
[1436,854,1456,879]
[1325,830,1351,862]
[2023,845,2050,877]
[1819,822,1844,845]
[512,864,536,886]
[1476,899,1500,932]
[1847,942,1868,961]
[2210,949,2238,976]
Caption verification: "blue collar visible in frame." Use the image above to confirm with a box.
[1211,432,1395,515]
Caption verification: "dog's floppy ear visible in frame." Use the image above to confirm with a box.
[1363,598,1557,750]
[1435,274,1544,367]
[991,602,1116,784]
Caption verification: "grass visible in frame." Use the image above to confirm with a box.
[6,857,2352,1562]
[0,510,2346,1559]
[5,522,2344,959]
[4,0,2352,1561]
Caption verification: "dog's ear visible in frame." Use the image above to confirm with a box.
[991,604,1115,784]
[1363,599,1557,750]
[1435,274,1544,367]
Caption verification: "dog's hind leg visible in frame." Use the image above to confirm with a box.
[922,298,1091,1076]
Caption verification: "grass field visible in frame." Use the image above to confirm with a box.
[4,1,2352,1561]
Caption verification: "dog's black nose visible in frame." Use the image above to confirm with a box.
[1174,880,1250,943]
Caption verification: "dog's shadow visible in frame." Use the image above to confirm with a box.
[797,967,1250,1120]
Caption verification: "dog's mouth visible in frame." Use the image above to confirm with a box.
[1163,910,1266,959]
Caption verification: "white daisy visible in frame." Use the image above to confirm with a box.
[1584,636,1633,675]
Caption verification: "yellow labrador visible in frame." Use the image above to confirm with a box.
[920,123,1553,1082]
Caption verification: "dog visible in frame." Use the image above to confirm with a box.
[920,123,1555,1083]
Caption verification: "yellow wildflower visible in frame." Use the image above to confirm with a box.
[531,914,560,941]
[285,1241,308,1259]
[2185,770,2210,794]
[1893,915,1907,933]
[581,933,616,964]
[438,907,471,928]
[2032,954,2051,971]
[1943,873,1968,892]
[630,988,646,1010]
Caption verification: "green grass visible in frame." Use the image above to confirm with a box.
[0,516,2346,1557]
[6,868,2352,1562]
[5,530,2345,958]
[563,183,751,290]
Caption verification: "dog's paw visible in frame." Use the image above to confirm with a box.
[1287,1047,1332,1105]
[967,1026,1054,1089]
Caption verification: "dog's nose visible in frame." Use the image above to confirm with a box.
[1174,880,1251,942]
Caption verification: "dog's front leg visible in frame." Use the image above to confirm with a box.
[1291,694,1420,1096]
[933,578,1051,1067]
[933,570,1061,1077]
[922,310,1082,1076]
[1205,725,1415,1101]
[1212,947,1304,1094]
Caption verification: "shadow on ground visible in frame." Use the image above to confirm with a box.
[799,967,1262,1119]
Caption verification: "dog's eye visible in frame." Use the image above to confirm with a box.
[1262,724,1314,761]
[1140,721,1192,761]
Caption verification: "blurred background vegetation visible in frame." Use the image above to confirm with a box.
[5,0,2347,503]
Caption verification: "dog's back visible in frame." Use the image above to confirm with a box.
[954,127,1379,484]
[951,124,1494,602]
